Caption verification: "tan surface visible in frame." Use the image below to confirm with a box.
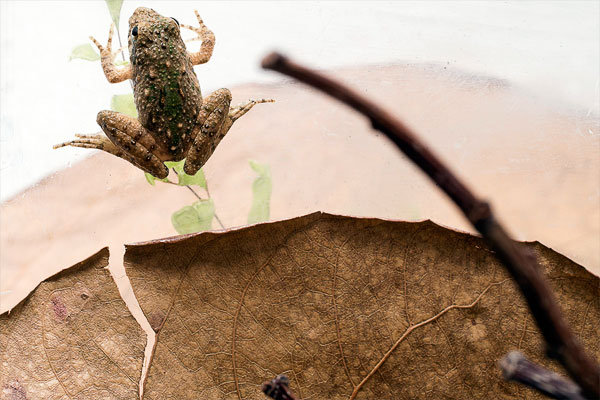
[1,64,598,313]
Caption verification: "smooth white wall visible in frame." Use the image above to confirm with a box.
[1,1,598,201]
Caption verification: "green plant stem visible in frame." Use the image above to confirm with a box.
[114,26,133,90]
[203,174,226,230]
[184,185,225,230]
[116,29,126,62]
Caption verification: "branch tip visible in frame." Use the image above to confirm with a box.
[261,52,287,70]
[500,351,585,400]
[262,374,297,400]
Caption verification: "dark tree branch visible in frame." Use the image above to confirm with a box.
[262,375,298,400]
[500,351,585,400]
[261,52,599,398]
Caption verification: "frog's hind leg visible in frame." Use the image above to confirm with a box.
[183,88,231,175]
[54,132,167,178]
[54,112,169,178]
[95,111,169,178]
[183,94,275,175]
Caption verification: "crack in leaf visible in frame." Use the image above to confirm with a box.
[1,248,145,399]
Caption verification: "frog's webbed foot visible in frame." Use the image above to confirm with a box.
[53,133,121,154]
[218,98,276,137]
[183,92,274,175]
[180,10,215,65]
[90,24,132,83]
[229,98,276,123]
[53,133,158,175]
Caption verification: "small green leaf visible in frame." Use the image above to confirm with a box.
[105,0,124,28]
[111,94,137,118]
[144,172,168,185]
[171,206,202,234]
[145,173,156,186]
[69,43,100,61]
[247,160,272,224]
[165,160,207,188]
[115,59,130,66]
[171,200,214,234]
[178,168,207,188]
[164,160,184,170]
[192,199,215,231]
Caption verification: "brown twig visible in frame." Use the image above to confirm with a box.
[261,52,599,398]
[262,375,298,400]
[500,351,585,400]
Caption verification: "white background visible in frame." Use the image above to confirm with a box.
[1,1,598,201]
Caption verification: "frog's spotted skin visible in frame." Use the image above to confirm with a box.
[54,8,273,178]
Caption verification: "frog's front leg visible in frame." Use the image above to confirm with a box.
[180,10,215,65]
[90,24,132,83]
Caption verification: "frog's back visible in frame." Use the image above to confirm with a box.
[129,7,202,160]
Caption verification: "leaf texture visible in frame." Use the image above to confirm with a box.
[124,213,599,399]
[0,248,145,399]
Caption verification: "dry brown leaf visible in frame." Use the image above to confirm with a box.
[125,212,599,399]
[0,248,145,399]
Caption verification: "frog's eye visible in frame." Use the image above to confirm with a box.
[171,17,180,27]
[132,26,138,36]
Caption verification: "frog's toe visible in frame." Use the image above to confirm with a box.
[96,110,116,128]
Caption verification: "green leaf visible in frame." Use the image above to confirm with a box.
[144,173,156,186]
[105,0,124,28]
[164,161,184,170]
[111,94,137,118]
[144,172,169,185]
[171,206,201,234]
[192,199,215,231]
[247,160,272,224]
[171,200,214,234]
[69,43,100,61]
[165,160,207,189]
[178,168,207,188]
[115,59,130,66]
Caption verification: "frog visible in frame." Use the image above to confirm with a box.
[54,7,273,178]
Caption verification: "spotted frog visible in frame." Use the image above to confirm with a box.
[55,7,273,178]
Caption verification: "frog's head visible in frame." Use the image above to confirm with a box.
[128,7,183,65]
